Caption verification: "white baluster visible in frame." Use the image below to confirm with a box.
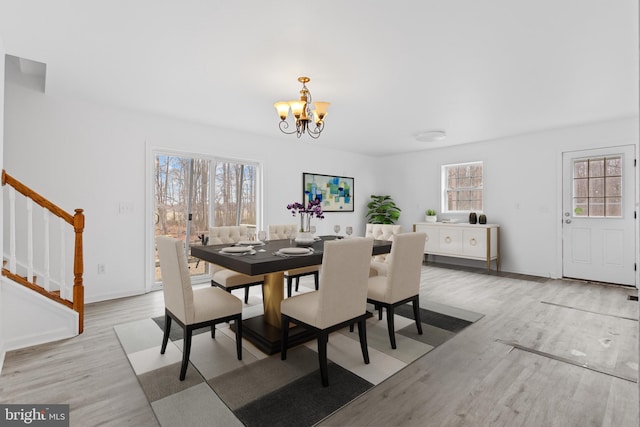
[59,217,66,300]
[9,187,16,273]
[27,198,34,285]
[43,210,51,291]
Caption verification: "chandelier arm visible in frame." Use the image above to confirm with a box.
[278,120,299,135]
[306,122,324,136]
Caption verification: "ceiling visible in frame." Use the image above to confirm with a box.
[0,1,637,157]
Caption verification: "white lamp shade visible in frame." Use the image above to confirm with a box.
[274,102,290,120]
[313,102,330,120]
[289,100,306,119]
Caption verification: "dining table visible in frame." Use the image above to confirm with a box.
[190,235,392,354]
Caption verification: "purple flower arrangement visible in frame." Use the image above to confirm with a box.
[287,199,324,232]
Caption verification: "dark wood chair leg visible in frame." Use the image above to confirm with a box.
[235,317,242,360]
[244,286,250,304]
[180,326,193,381]
[160,313,172,354]
[295,277,300,292]
[287,277,293,298]
[386,305,396,349]
[281,314,290,360]
[313,272,319,290]
[318,331,329,387]
[357,319,370,364]
[349,323,354,332]
[412,297,423,335]
[211,324,216,338]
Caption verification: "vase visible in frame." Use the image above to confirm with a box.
[295,231,315,246]
[425,215,437,223]
[469,212,477,224]
[299,215,311,233]
[478,214,487,224]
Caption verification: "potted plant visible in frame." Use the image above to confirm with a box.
[366,195,401,224]
[425,209,437,222]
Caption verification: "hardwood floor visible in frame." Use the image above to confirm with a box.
[1,264,637,427]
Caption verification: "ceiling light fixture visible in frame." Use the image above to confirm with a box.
[274,76,330,139]
[414,130,447,142]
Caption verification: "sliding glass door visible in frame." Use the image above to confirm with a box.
[153,152,259,286]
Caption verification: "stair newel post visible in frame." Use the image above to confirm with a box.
[73,209,85,333]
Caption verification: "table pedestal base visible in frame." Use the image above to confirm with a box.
[232,315,316,355]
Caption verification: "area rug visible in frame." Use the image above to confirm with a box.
[114,297,483,427]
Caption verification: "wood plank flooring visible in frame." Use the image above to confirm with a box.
[1,264,637,427]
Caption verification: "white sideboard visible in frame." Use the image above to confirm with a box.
[413,222,500,272]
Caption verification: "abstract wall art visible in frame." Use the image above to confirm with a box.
[302,173,354,212]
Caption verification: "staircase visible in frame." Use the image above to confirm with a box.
[1,169,84,351]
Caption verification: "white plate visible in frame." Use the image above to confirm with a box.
[278,247,312,255]
[220,246,253,254]
[237,240,265,246]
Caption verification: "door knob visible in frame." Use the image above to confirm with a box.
[565,218,572,224]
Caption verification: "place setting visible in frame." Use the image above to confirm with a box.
[273,246,315,257]
[219,246,256,256]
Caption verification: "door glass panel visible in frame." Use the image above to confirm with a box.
[154,155,210,282]
[606,197,622,216]
[212,161,257,228]
[572,155,622,218]
[574,160,588,178]
[574,178,588,197]
[153,154,260,285]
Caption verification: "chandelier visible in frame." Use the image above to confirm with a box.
[274,76,330,139]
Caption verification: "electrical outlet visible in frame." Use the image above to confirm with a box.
[97,264,106,275]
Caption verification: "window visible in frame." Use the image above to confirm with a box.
[572,156,622,217]
[442,161,483,212]
[153,153,259,283]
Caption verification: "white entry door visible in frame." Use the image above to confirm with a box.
[562,145,636,286]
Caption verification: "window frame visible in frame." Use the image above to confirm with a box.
[441,161,484,214]
[147,146,262,291]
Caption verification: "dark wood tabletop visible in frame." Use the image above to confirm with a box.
[190,235,392,276]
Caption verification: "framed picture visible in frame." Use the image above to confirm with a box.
[302,173,354,212]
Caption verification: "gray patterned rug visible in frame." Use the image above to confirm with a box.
[115,298,483,426]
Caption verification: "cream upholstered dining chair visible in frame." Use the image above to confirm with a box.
[269,224,320,297]
[281,237,374,387]
[366,232,426,349]
[208,225,264,303]
[156,236,243,381]
[365,223,402,276]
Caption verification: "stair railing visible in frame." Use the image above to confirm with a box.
[1,170,84,333]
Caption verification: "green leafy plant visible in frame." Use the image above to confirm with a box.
[426,209,437,216]
[366,195,401,224]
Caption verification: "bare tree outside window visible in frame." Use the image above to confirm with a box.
[154,154,259,283]
[573,156,622,217]
[442,161,484,212]
[213,162,257,226]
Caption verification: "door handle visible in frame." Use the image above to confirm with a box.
[565,219,572,224]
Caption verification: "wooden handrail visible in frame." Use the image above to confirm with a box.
[2,170,74,224]
[1,169,85,333]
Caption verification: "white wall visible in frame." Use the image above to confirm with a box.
[378,117,639,278]
[3,73,638,299]
[3,81,379,303]
[0,36,6,364]
[1,279,78,351]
